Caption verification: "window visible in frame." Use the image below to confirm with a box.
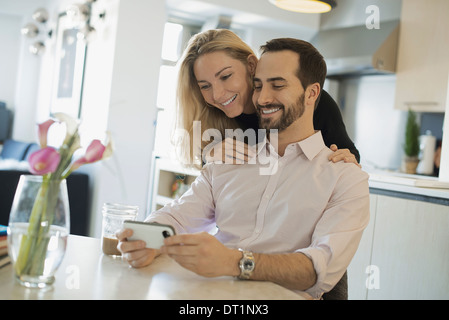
[156,21,200,110]
[153,20,200,158]
[161,22,183,62]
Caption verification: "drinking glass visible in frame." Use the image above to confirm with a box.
[101,203,138,256]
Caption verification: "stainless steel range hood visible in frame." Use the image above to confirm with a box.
[311,20,400,77]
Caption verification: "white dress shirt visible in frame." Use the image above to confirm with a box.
[146,131,370,298]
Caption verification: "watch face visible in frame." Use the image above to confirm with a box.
[243,260,254,270]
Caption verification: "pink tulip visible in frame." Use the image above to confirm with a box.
[28,147,61,175]
[70,140,106,171]
[37,119,55,148]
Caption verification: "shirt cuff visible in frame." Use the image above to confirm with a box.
[295,246,331,299]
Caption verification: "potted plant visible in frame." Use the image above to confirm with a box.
[402,109,420,174]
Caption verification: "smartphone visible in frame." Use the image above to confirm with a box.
[123,221,176,249]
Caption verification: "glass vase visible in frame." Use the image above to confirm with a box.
[7,175,70,288]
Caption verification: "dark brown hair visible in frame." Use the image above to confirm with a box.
[260,38,327,104]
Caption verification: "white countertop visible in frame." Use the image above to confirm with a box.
[368,170,449,200]
[0,235,309,300]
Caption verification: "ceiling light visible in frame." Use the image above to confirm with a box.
[32,8,49,23]
[269,0,337,13]
[29,41,46,55]
[21,23,39,38]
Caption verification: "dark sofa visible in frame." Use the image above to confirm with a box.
[0,139,90,236]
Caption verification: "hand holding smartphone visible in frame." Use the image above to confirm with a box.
[123,221,176,249]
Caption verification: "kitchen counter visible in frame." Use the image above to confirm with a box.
[0,235,309,300]
[368,171,449,206]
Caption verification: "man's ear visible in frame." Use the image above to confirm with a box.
[306,83,321,107]
[247,54,258,76]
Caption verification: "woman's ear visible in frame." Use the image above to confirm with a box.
[247,54,258,76]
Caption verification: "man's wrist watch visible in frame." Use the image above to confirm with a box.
[238,249,255,280]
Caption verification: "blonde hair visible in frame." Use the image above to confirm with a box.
[174,29,256,168]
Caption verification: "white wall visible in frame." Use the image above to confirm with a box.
[12,40,42,142]
[339,75,407,171]
[0,0,50,142]
[0,13,21,113]
[244,24,318,56]
[89,0,166,237]
[438,77,449,182]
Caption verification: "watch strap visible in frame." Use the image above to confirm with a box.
[238,249,255,280]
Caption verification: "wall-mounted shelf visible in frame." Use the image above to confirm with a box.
[149,156,200,213]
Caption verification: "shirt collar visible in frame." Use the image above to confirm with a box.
[256,130,326,161]
[297,131,326,161]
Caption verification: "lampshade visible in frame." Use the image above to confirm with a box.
[29,41,45,55]
[21,23,39,38]
[32,8,49,24]
[66,3,90,23]
[269,0,337,13]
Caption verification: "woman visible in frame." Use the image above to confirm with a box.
[175,29,359,167]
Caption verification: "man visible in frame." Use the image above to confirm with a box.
[117,38,369,299]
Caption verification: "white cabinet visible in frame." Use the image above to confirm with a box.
[369,195,449,299]
[347,194,378,299]
[149,157,199,213]
[348,194,449,299]
[394,0,449,112]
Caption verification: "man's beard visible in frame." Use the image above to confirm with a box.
[256,93,306,132]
